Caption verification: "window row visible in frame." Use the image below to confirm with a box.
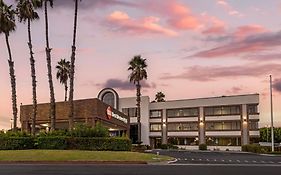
[167,108,199,117]
[168,122,198,131]
[122,108,137,117]
[150,110,162,118]
[248,104,258,114]
[205,121,241,131]
[249,120,259,130]
[204,106,240,116]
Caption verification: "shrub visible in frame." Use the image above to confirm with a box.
[0,137,34,150]
[242,144,261,153]
[70,123,109,137]
[36,136,131,151]
[199,144,207,150]
[159,144,178,150]
[37,136,68,150]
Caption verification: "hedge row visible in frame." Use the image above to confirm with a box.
[0,137,34,150]
[0,136,131,151]
[37,137,131,151]
[242,144,281,153]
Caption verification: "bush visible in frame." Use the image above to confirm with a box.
[199,144,207,150]
[131,144,150,152]
[242,144,261,153]
[37,136,68,150]
[36,136,131,151]
[0,137,34,150]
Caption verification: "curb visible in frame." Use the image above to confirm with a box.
[0,161,147,165]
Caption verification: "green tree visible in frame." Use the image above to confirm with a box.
[68,0,80,130]
[0,1,18,131]
[260,127,281,143]
[43,0,56,131]
[128,55,148,143]
[155,91,165,102]
[16,0,42,135]
[56,59,70,101]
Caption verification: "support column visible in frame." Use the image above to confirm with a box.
[162,109,167,144]
[199,107,205,144]
[241,104,249,145]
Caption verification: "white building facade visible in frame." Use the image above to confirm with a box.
[98,88,259,149]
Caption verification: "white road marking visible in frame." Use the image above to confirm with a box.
[199,159,202,161]
[236,160,240,162]
[244,160,248,163]
[184,158,187,161]
[191,158,194,161]
[221,160,225,162]
[229,160,232,162]
[214,159,217,162]
[252,161,257,163]
[206,159,209,161]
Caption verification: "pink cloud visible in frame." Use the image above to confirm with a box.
[104,11,178,36]
[201,15,226,35]
[191,31,281,58]
[160,64,281,81]
[234,25,268,40]
[138,0,201,30]
[216,0,243,17]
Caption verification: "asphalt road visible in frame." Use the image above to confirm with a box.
[0,164,280,175]
[151,149,281,165]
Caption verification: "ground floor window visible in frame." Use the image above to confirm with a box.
[206,137,241,146]
[150,137,162,149]
[168,137,198,145]
[250,137,259,144]
[130,124,138,144]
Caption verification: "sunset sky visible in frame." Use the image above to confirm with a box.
[1,0,281,129]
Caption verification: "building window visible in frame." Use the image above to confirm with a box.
[204,105,240,116]
[150,123,162,131]
[122,108,137,117]
[206,137,241,146]
[168,137,198,145]
[206,121,241,131]
[248,104,258,114]
[150,110,162,118]
[167,108,199,117]
[249,120,259,130]
[167,122,198,131]
[102,92,115,107]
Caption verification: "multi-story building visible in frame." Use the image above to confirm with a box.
[20,88,259,150]
[98,88,259,149]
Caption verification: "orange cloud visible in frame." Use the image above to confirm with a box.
[105,11,178,36]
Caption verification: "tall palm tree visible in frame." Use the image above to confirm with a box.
[155,91,165,102]
[56,59,70,101]
[43,0,56,131]
[16,0,42,135]
[0,1,18,131]
[68,0,80,130]
[128,55,148,143]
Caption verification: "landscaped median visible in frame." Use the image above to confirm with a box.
[0,150,172,164]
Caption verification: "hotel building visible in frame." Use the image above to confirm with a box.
[20,88,259,149]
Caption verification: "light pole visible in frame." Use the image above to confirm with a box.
[269,75,274,152]
[265,125,269,142]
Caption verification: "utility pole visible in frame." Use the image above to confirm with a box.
[270,75,274,152]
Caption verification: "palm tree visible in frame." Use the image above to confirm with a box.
[155,91,166,102]
[56,59,70,101]
[16,0,42,135]
[0,1,18,131]
[43,0,56,131]
[128,55,148,143]
[68,0,80,130]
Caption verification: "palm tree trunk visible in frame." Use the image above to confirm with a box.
[27,19,38,136]
[5,33,18,131]
[64,83,68,101]
[44,0,56,131]
[68,0,79,130]
[136,81,141,143]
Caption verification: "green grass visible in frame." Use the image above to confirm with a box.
[0,150,172,162]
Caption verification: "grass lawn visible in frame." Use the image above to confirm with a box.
[0,150,172,163]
